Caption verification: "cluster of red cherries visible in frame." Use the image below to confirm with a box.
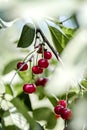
[17,45,52,94]
[54,100,72,120]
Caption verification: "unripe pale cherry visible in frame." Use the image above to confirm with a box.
[38,58,49,68]
[17,62,28,71]
[23,84,36,94]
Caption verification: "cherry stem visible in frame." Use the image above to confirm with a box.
[78,83,85,97]
[36,53,38,65]
[64,120,67,128]
[10,55,34,85]
[42,44,44,58]
[36,28,64,67]
[34,30,39,47]
[23,50,36,62]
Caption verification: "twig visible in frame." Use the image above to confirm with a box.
[36,28,64,67]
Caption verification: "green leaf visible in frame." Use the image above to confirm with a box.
[2,125,21,130]
[46,112,57,129]
[18,23,35,48]
[48,25,76,53]
[58,91,78,100]
[33,107,57,129]
[2,110,27,130]
[11,98,36,130]
[5,84,13,96]
[81,80,87,88]
[29,122,44,130]
[18,69,32,82]
[59,25,76,48]
[47,95,58,106]
[33,107,51,121]
[17,92,32,111]
[48,26,63,53]
[36,87,45,100]
[0,127,3,130]
[0,109,4,118]
[13,83,23,96]
[2,59,22,75]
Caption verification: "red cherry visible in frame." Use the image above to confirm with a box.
[37,47,43,53]
[35,78,48,86]
[38,59,49,68]
[44,51,52,60]
[17,62,28,71]
[61,108,72,120]
[23,84,36,94]
[54,105,64,115]
[58,100,67,108]
[32,66,43,74]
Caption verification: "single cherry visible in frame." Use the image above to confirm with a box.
[23,84,36,94]
[35,78,48,86]
[38,58,49,68]
[44,51,52,60]
[54,105,64,115]
[58,100,67,108]
[17,62,28,71]
[32,66,43,74]
[61,108,72,120]
[37,47,43,53]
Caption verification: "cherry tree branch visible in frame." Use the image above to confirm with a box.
[36,28,64,66]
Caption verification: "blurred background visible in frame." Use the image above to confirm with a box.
[1,0,87,130]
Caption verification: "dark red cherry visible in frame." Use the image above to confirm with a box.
[38,59,49,68]
[35,78,48,86]
[23,84,36,94]
[32,66,43,74]
[17,62,28,71]
[44,51,52,60]
[37,47,43,53]
[61,108,72,120]
[58,100,67,108]
[54,105,64,115]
